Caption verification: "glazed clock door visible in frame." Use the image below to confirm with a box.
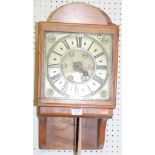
[42,32,113,102]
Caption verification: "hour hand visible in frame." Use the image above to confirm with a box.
[73,62,89,77]
[82,68,89,77]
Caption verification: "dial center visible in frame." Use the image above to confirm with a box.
[61,50,95,84]
[73,61,89,77]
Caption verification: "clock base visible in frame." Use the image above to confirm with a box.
[39,117,107,150]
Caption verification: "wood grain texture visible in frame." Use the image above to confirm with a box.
[38,117,107,150]
[97,119,107,149]
[47,2,111,25]
[39,107,113,118]
[39,117,47,149]
[44,117,100,150]
[33,23,39,105]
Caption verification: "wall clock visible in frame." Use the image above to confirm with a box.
[34,2,119,154]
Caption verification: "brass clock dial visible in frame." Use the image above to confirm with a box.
[43,32,113,101]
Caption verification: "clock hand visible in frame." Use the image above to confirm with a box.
[73,62,89,77]
[82,68,89,77]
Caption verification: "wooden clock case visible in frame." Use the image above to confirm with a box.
[34,2,119,150]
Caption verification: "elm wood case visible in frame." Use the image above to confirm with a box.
[36,22,119,108]
[34,2,119,150]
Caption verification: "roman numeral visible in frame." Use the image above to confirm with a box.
[88,41,94,50]
[92,75,104,84]
[76,37,82,48]
[61,81,69,93]
[96,65,107,70]
[63,40,70,50]
[51,73,62,83]
[87,85,93,93]
[48,64,59,68]
[52,51,62,56]
[94,52,104,59]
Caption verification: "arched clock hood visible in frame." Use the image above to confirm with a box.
[47,2,112,25]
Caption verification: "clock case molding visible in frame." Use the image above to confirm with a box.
[34,2,119,150]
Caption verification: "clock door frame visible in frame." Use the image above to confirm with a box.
[35,22,119,109]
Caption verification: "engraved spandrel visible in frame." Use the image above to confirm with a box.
[46,89,54,97]
[97,34,110,44]
[45,33,56,43]
[100,90,108,98]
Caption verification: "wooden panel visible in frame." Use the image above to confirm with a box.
[39,107,113,118]
[97,119,107,149]
[81,118,98,149]
[39,117,47,149]
[46,117,75,149]
[40,117,105,150]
